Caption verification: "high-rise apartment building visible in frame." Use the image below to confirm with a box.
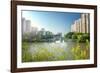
[25,20,31,33]
[22,18,31,34]
[71,13,90,33]
[22,18,26,35]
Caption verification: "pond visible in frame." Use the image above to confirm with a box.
[22,41,90,62]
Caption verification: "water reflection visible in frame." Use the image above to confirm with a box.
[28,41,87,60]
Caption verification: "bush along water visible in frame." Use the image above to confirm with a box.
[71,35,90,60]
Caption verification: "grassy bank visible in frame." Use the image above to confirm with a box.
[22,40,90,62]
[22,42,68,62]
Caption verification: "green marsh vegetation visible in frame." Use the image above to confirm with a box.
[22,32,90,62]
[22,42,68,62]
[70,33,90,60]
[71,39,90,60]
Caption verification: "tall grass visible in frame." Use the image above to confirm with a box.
[71,38,90,60]
[22,42,33,62]
[22,38,90,62]
[22,42,67,62]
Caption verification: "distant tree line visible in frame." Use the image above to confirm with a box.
[64,32,90,42]
[22,31,62,42]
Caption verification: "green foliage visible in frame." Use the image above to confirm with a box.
[71,40,90,60]
[22,50,33,62]
[64,32,90,42]
[22,42,33,62]
[22,42,29,50]
[64,32,74,39]
[32,48,54,61]
[22,31,54,42]
[72,33,77,39]
[31,47,67,61]
[22,38,90,62]
[56,52,67,60]
[22,42,67,62]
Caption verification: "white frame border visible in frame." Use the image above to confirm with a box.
[17,5,94,68]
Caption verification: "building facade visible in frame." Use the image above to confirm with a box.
[25,20,31,33]
[22,18,26,35]
[22,18,31,35]
[71,13,90,33]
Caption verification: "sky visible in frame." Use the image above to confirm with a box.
[22,10,81,36]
